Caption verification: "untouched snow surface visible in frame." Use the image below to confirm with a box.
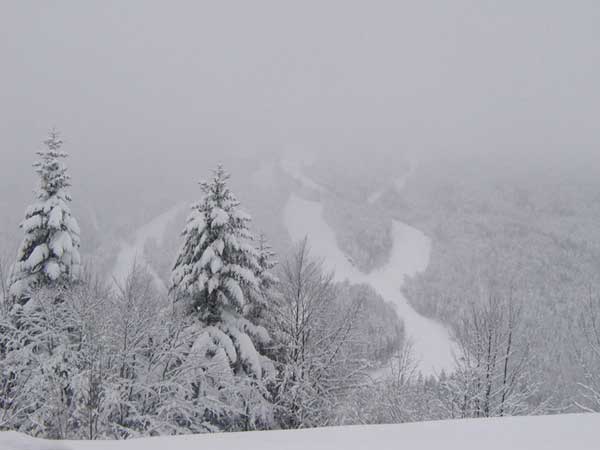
[2,413,597,450]
[284,195,455,376]
[111,203,186,293]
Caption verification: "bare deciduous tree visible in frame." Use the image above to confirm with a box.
[440,290,539,418]
[573,288,600,412]
[267,238,366,428]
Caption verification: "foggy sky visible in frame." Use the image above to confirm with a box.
[1,1,599,211]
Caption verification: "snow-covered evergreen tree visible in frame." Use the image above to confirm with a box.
[8,130,81,303]
[246,233,278,323]
[171,165,261,321]
[170,165,274,430]
[255,233,277,293]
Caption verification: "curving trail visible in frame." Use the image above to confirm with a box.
[281,158,455,376]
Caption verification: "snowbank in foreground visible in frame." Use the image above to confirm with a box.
[1,413,596,450]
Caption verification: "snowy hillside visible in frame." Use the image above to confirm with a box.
[2,413,596,450]
[110,203,186,293]
[284,194,455,376]
[282,158,455,375]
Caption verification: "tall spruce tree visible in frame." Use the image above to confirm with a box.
[255,233,277,293]
[246,233,278,322]
[8,130,81,304]
[170,165,275,430]
[171,165,262,322]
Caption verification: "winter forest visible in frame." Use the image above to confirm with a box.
[2,2,600,448]
[2,130,600,443]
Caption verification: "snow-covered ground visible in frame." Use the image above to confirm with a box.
[110,203,186,293]
[2,413,597,450]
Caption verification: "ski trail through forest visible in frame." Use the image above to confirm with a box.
[282,158,455,376]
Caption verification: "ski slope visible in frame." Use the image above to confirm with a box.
[281,154,454,376]
[284,195,454,376]
[110,203,186,294]
[2,413,597,450]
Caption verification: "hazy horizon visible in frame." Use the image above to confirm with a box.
[2,2,599,173]
[2,1,600,235]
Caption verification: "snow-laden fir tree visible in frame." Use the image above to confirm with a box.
[8,130,81,304]
[246,233,278,323]
[170,165,275,430]
[255,233,277,293]
[171,165,262,323]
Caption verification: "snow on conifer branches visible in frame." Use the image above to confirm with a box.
[170,165,276,408]
[8,130,81,303]
[256,233,278,291]
[170,165,263,321]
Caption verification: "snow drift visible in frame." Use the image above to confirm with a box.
[1,413,596,450]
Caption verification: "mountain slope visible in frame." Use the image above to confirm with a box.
[284,194,455,376]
